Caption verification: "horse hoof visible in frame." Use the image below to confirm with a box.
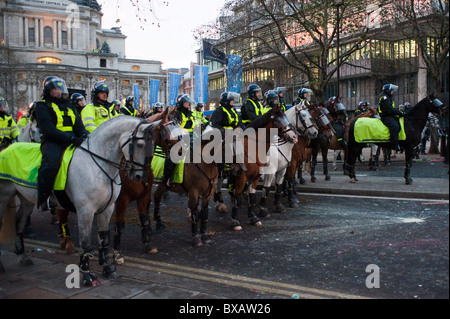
[83,273,100,287]
[215,203,228,214]
[255,221,263,227]
[325,175,331,181]
[113,252,125,265]
[405,178,413,185]
[202,234,212,245]
[102,264,118,279]
[300,178,306,185]
[350,178,357,183]
[276,204,287,214]
[258,207,270,218]
[310,177,317,183]
[65,242,76,255]
[19,255,33,267]
[289,201,298,208]
[232,225,242,231]
[156,220,166,230]
[192,236,203,247]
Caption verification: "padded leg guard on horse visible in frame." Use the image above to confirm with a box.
[200,206,211,245]
[231,194,242,231]
[139,213,157,254]
[113,221,125,265]
[248,193,261,226]
[79,250,100,287]
[98,230,117,279]
[190,209,202,247]
[274,184,287,213]
[153,206,166,230]
[297,164,306,184]
[258,187,271,218]
[404,159,413,185]
[15,233,33,266]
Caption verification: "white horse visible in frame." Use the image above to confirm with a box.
[0,116,157,286]
[259,105,319,216]
[17,120,41,143]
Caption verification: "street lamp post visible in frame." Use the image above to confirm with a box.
[336,0,343,98]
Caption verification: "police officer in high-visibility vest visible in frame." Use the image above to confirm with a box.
[293,88,312,108]
[274,87,287,112]
[110,100,122,117]
[162,94,196,188]
[354,101,369,117]
[121,96,137,116]
[71,93,87,115]
[378,84,404,151]
[81,81,116,132]
[0,97,20,150]
[241,84,264,127]
[34,76,89,211]
[192,102,209,128]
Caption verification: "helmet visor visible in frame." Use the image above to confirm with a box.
[46,78,69,99]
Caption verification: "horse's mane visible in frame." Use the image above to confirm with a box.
[404,96,429,118]
[248,111,272,129]
[147,113,163,122]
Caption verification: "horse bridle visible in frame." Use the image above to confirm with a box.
[295,108,318,137]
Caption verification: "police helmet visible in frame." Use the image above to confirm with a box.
[196,102,205,111]
[112,100,122,108]
[91,80,109,101]
[0,97,7,109]
[220,92,240,107]
[382,84,398,95]
[42,76,69,99]
[125,96,135,107]
[153,102,164,111]
[266,90,279,108]
[71,93,86,107]
[298,88,312,98]
[247,84,262,98]
[177,94,195,109]
[275,87,286,96]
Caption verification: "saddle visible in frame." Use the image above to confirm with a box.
[353,117,406,143]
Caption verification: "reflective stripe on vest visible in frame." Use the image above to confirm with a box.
[46,101,76,132]
[242,99,263,123]
[221,106,239,129]
[0,115,19,139]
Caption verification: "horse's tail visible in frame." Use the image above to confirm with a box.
[0,196,18,245]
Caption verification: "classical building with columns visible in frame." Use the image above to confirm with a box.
[0,0,167,116]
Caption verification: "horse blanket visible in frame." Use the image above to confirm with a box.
[0,142,75,190]
[354,117,406,143]
[151,146,184,184]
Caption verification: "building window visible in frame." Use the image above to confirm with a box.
[28,28,35,42]
[136,80,143,86]
[122,80,130,85]
[18,73,27,79]
[61,31,68,45]
[44,26,53,44]
[74,75,82,82]
[132,65,140,71]
[347,79,359,97]
[37,57,61,64]
[100,59,107,68]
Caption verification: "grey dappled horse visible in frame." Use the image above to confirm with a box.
[0,116,157,286]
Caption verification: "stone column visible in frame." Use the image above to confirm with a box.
[57,21,62,49]
[24,17,29,46]
[417,46,427,102]
[39,19,44,47]
[53,20,57,48]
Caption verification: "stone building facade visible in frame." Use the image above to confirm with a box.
[0,0,167,116]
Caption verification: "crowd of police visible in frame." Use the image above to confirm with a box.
[1,75,448,214]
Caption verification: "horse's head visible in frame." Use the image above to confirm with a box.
[325,96,346,119]
[270,104,298,144]
[120,120,155,182]
[18,119,41,143]
[156,105,186,151]
[290,103,319,139]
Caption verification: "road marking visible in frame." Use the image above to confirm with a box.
[297,192,449,203]
[25,239,369,299]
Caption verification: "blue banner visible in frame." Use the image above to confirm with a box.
[149,79,160,105]
[168,73,182,105]
[195,65,209,104]
[227,54,242,93]
[133,84,140,110]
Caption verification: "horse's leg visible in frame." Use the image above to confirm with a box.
[57,209,75,254]
[14,194,34,266]
[214,170,228,214]
[274,169,288,213]
[322,146,331,181]
[310,147,318,182]
[200,194,212,245]
[259,173,272,218]
[297,161,306,184]
[137,194,157,254]
[332,150,339,171]
[77,209,100,287]
[188,190,202,247]
[404,146,414,185]
[346,145,361,183]
[96,207,118,279]
[112,197,128,265]
[153,184,165,230]
[247,183,262,227]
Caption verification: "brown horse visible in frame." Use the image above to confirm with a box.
[152,129,219,247]
[227,105,298,231]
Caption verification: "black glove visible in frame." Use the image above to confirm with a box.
[71,136,84,147]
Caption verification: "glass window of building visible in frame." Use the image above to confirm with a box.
[37,57,61,64]
[61,31,68,45]
[44,26,52,44]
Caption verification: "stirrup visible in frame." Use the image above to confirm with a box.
[165,179,175,188]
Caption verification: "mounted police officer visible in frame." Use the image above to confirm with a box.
[329,96,348,148]
[274,87,287,112]
[293,88,312,108]
[192,102,209,128]
[81,81,116,132]
[378,83,404,151]
[0,97,20,151]
[153,102,164,114]
[34,76,89,211]
[162,94,196,188]
[354,101,369,117]
[121,96,137,116]
[110,99,122,117]
[241,84,264,127]
[71,93,87,115]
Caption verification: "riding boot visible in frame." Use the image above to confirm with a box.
[113,221,125,264]
[162,156,177,188]
[258,187,271,218]
[98,230,117,279]
[248,193,260,226]
[274,184,287,213]
[139,213,157,253]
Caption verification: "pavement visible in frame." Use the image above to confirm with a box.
[0,149,448,300]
